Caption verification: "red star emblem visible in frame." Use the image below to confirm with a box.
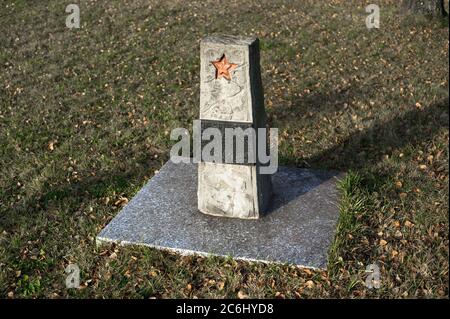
[211,54,237,80]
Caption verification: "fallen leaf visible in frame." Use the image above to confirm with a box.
[114,197,129,207]
[48,141,55,151]
[237,290,248,299]
[380,239,388,246]
[303,268,313,276]
[275,291,285,299]
[405,220,414,228]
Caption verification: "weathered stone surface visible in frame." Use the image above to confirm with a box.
[97,160,344,269]
[198,162,258,219]
[198,35,271,219]
[200,36,254,122]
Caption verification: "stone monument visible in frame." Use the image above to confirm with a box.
[97,35,344,269]
[197,35,271,219]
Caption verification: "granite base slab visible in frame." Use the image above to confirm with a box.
[97,160,344,269]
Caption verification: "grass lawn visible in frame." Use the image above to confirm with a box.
[0,0,448,298]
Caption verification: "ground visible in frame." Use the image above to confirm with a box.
[0,0,448,298]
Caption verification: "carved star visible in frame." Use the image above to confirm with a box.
[211,54,237,80]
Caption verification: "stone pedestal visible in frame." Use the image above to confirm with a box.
[197,35,271,219]
[97,160,344,269]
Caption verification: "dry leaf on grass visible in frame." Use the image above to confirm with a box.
[114,197,129,207]
[237,290,248,299]
[405,220,414,228]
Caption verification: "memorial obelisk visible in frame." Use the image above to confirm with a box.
[197,35,272,219]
